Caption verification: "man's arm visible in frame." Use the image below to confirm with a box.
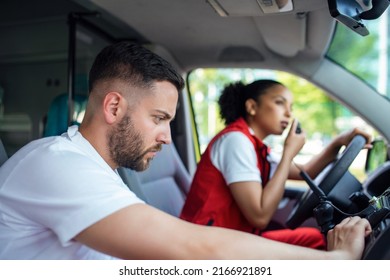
[75,204,370,260]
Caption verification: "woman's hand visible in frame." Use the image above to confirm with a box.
[333,128,373,150]
[283,119,306,160]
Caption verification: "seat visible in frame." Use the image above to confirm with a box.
[118,143,191,217]
[43,93,88,137]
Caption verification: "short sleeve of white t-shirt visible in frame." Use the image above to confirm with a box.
[210,131,279,185]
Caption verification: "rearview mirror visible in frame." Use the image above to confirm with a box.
[328,0,390,36]
[365,138,389,173]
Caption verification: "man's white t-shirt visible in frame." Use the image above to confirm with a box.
[211,131,280,185]
[0,126,144,259]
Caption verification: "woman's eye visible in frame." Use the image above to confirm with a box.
[275,100,284,105]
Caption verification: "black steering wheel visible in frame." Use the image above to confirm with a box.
[286,134,367,229]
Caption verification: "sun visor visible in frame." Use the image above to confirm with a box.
[206,0,293,16]
[255,14,306,57]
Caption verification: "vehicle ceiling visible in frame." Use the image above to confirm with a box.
[78,0,335,74]
[0,0,335,75]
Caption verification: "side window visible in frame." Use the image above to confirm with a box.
[188,68,379,182]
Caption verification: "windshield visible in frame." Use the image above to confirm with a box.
[327,9,390,101]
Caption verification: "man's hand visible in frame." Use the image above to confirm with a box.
[327,216,372,259]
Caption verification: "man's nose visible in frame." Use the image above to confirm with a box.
[157,125,172,144]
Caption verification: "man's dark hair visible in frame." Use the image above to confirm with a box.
[89,41,185,93]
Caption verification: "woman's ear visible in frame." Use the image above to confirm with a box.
[103,92,126,124]
[245,98,257,116]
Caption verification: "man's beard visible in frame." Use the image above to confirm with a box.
[108,114,162,171]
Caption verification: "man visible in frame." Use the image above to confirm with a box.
[0,41,371,259]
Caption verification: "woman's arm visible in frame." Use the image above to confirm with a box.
[292,128,372,179]
[230,120,305,229]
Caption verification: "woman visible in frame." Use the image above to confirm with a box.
[180,79,371,249]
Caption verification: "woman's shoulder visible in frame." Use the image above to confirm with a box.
[215,131,253,146]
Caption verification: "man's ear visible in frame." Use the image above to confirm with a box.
[103,92,126,124]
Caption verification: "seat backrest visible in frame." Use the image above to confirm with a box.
[118,143,191,217]
[43,93,88,137]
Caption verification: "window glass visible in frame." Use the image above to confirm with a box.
[188,69,378,182]
[327,10,390,100]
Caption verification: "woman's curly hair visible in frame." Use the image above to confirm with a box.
[218,79,284,125]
